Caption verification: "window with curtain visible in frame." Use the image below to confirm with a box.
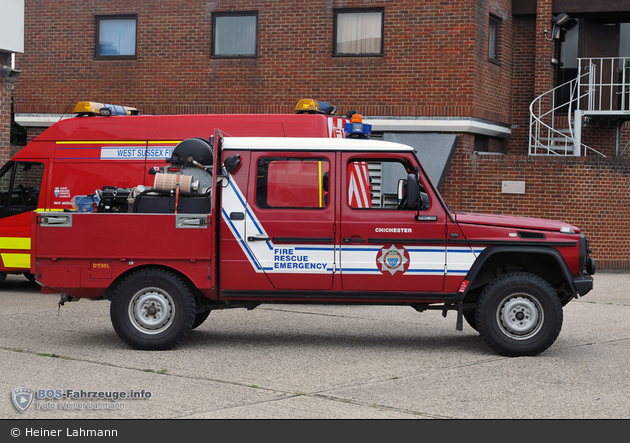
[334,9,383,56]
[96,16,137,58]
[213,13,258,57]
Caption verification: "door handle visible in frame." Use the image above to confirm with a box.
[38,214,72,227]
[247,235,270,242]
[343,237,366,243]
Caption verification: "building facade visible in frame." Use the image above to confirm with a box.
[0,0,24,163]
[10,0,630,269]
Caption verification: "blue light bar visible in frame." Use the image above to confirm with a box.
[344,122,372,138]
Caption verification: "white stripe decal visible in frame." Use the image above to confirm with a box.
[221,172,482,276]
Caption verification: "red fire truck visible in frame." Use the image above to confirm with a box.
[0,100,348,282]
[32,131,595,357]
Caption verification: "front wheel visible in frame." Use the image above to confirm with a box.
[110,268,196,350]
[476,272,563,357]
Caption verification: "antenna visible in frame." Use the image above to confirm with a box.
[58,91,82,122]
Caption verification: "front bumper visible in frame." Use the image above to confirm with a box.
[573,273,594,297]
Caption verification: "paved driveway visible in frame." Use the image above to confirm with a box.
[1,272,628,420]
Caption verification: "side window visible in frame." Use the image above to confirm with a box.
[488,14,500,63]
[257,158,329,209]
[0,161,44,218]
[212,12,258,57]
[334,8,384,56]
[348,159,426,210]
[96,15,137,59]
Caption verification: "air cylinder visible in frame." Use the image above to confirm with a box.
[153,173,199,193]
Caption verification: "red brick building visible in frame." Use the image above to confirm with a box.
[9,0,630,269]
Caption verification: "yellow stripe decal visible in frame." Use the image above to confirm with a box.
[34,208,64,213]
[318,161,323,208]
[0,237,31,250]
[1,253,31,268]
[56,141,146,145]
[56,141,181,145]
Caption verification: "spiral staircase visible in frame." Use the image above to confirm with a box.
[529,57,630,157]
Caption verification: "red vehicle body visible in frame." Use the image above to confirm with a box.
[0,104,347,281]
[32,132,595,356]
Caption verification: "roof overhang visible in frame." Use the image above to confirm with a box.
[364,117,512,138]
[15,113,71,127]
[16,114,513,138]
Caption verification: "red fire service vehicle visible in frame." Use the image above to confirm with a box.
[31,130,595,357]
[0,99,348,282]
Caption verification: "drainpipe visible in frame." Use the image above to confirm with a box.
[573,110,582,156]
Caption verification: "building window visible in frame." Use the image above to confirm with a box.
[212,12,257,57]
[488,15,500,62]
[96,15,137,59]
[334,9,384,56]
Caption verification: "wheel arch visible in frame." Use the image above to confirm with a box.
[109,265,198,350]
[475,271,564,356]
[102,264,204,303]
[461,246,576,305]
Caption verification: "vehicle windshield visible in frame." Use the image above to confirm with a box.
[0,161,44,217]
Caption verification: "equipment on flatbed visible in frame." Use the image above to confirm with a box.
[96,138,215,214]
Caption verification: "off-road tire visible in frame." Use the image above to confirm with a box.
[110,268,196,350]
[476,272,563,357]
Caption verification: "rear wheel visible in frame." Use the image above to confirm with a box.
[110,268,196,350]
[476,272,562,357]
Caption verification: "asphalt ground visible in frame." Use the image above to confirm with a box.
[0,271,628,425]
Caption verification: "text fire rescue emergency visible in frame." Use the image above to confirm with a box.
[274,248,327,270]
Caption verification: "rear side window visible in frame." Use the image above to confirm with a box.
[0,161,45,218]
[256,157,329,209]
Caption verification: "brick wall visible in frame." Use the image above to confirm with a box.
[473,0,513,125]
[26,127,45,144]
[14,0,512,124]
[0,52,11,165]
[509,15,536,155]
[440,150,630,270]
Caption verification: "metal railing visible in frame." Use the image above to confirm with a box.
[529,70,594,156]
[527,57,630,157]
[577,57,630,113]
